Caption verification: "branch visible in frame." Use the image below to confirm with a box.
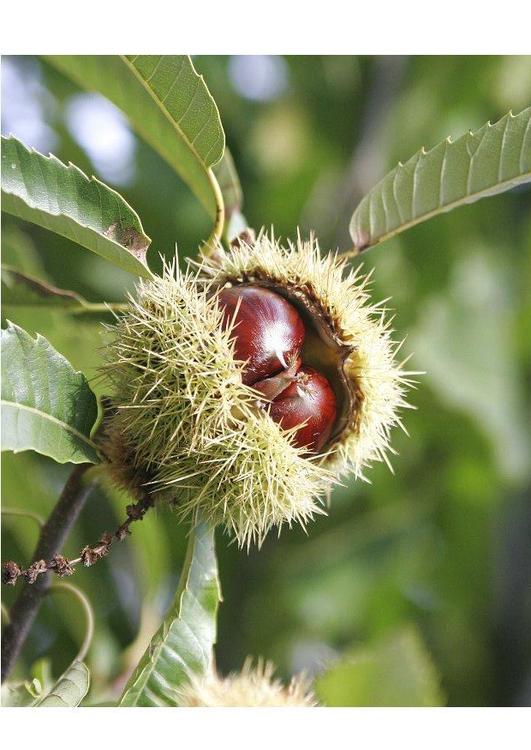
[2,493,153,587]
[1,464,95,682]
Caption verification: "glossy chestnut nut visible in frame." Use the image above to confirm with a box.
[218,285,305,385]
[267,365,337,453]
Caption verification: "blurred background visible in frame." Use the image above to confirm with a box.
[1,55,530,706]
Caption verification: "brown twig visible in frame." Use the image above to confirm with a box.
[2,494,153,588]
[1,467,154,683]
[1,464,95,682]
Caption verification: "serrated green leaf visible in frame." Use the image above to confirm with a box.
[350,107,531,251]
[119,522,221,707]
[124,55,224,169]
[1,322,99,464]
[45,55,225,219]
[315,627,444,707]
[1,135,152,278]
[36,661,90,707]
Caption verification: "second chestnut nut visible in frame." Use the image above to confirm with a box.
[218,285,337,453]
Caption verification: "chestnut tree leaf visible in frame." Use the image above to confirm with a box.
[1,322,100,464]
[35,661,90,707]
[119,521,221,707]
[1,135,152,278]
[45,55,225,220]
[315,627,444,707]
[350,107,531,252]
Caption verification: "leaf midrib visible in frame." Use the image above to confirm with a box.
[360,169,531,249]
[4,192,152,280]
[122,56,221,172]
[120,567,192,705]
[1,399,99,455]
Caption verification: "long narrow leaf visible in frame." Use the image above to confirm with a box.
[45,55,225,219]
[1,135,152,278]
[1,322,100,464]
[350,107,531,252]
[119,522,220,707]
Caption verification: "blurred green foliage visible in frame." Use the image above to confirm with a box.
[1,55,530,707]
[315,626,444,706]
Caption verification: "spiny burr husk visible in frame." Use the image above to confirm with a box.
[200,232,415,480]
[177,659,317,707]
[102,258,331,549]
[102,232,413,548]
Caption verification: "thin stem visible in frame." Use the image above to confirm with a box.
[50,582,94,663]
[200,168,225,260]
[343,246,362,259]
[2,493,154,588]
[1,464,95,683]
[71,302,130,315]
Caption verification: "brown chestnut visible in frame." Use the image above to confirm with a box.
[267,365,337,453]
[218,285,305,385]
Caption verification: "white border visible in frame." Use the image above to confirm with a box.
[1,0,530,738]
[0,1,530,54]
[2,706,531,748]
